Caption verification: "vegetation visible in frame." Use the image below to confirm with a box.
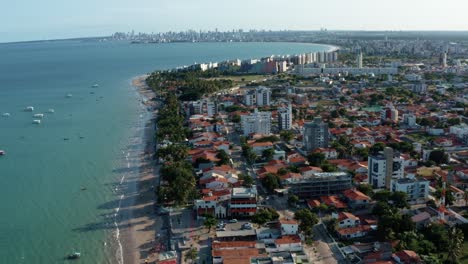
[294,209,319,237]
[280,130,295,142]
[239,173,254,187]
[262,173,281,193]
[203,215,217,232]
[184,248,198,263]
[288,194,299,207]
[158,161,196,206]
[251,208,279,225]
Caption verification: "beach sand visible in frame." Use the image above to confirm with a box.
[119,75,161,264]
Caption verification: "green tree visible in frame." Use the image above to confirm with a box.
[357,184,374,196]
[262,173,281,192]
[280,130,295,141]
[251,208,279,225]
[216,150,230,166]
[262,148,275,161]
[446,227,464,264]
[157,144,188,162]
[370,142,386,155]
[307,152,326,166]
[288,194,299,207]
[184,248,198,263]
[390,191,409,208]
[203,215,217,233]
[294,209,319,236]
[239,173,254,187]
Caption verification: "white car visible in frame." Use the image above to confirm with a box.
[229,219,238,223]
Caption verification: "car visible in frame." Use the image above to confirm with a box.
[229,219,238,223]
[216,227,226,231]
[241,223,253,230]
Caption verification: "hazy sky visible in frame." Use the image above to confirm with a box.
[1,0,468,43]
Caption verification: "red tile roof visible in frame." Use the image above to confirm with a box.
[343,189,371,201]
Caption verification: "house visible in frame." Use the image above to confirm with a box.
[411,212,431,229]
[273,235,302,252]
[393,250,421,264]
[249,141,274,155]
[321,195,348,209]
[299,166,323,177]
[343,189,371,209]
[336,212,360,228]
[279,219,299,235]
[313,148,338,160]
[336,225,371,240]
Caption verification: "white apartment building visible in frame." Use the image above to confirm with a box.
[391,177,429,203]
[368,147,405,189]
[241,109,271,136]
[192,99,217,117]
[256,86,271,106]
[278,104,292,131]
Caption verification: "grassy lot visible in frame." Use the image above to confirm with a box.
[208,75,269,86]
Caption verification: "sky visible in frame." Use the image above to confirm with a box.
[1,0,468,43]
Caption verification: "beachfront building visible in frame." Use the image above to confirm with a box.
[191,99,217,117]
[241,109,271,136]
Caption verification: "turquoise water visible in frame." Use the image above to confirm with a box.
[0,40,330,263]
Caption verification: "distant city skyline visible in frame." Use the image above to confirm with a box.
[2,0,468,43]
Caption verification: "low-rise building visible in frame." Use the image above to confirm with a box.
[391,177,429,203]
[229,186,258,217]
[286,172,352,198]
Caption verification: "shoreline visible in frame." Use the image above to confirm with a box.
[118,74,160,264]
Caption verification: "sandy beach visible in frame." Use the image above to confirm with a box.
[119,75,161,264]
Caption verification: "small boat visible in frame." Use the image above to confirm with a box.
[25,106,34,112]
[81,187,87,191]
[66,94,73,98]
[92,83,99,88]
[67,252,81,259]
[0,150,5,156]
[32,120,41,124]
[63,138,70,141]
[48,109,55,113]
[2,113,10,117]
[33,113,44,119]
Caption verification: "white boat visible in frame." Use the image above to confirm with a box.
[25,106,34,112]
[32,119,41,124]
[48,109,55,113]
[33,113,44,118]
[0,150,5,156]
[92,83,99,88]
[66,94,73,98]
[2,113,10,117]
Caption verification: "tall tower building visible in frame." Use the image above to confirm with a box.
[303,117,329,151]
[255,86,271,106]
[368,147,405,189]
[241,109,271,136]
[278,103,292,131]
[439,52,447,68]
[356,50,363,69]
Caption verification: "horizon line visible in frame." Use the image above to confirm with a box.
[2,29,468,45]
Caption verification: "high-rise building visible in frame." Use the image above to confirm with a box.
[391,177,429,203]
[368,147,405,189]
[356,50,363,69]
[244,90,256,106]
[241,108,271,136]
[303,117,329,151]
[381,104,399,123]
[439,52,447,68]
[278,103,293,131]
[256,86,271,106]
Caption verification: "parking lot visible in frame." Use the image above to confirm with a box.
[216,219,254,232]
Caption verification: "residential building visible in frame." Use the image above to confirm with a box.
[229,186,258,217]
[256,86,271,106]
[286,172,352,198]
[368,147,405,189]
[279,219,299,236]
[303,117,329,151]
[343,189,371,209]
[391,177,429,203]
[381,104,398,123]
[241,109,271,136]
[244,90,256,106]
[191,99,217,117]
[277,103,292,131]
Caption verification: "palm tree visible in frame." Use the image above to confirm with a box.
[446,226,464,264]
[184,247,198,264]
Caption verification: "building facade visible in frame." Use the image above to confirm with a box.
[278,104,292,131]
[286,172,352,198]
[229,186,258,217]
[368,147,405,189]
[391,177,429,203]
[241,109,271,136]
[303,117,329,151]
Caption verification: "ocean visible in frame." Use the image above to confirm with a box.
[0,40,331,263]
